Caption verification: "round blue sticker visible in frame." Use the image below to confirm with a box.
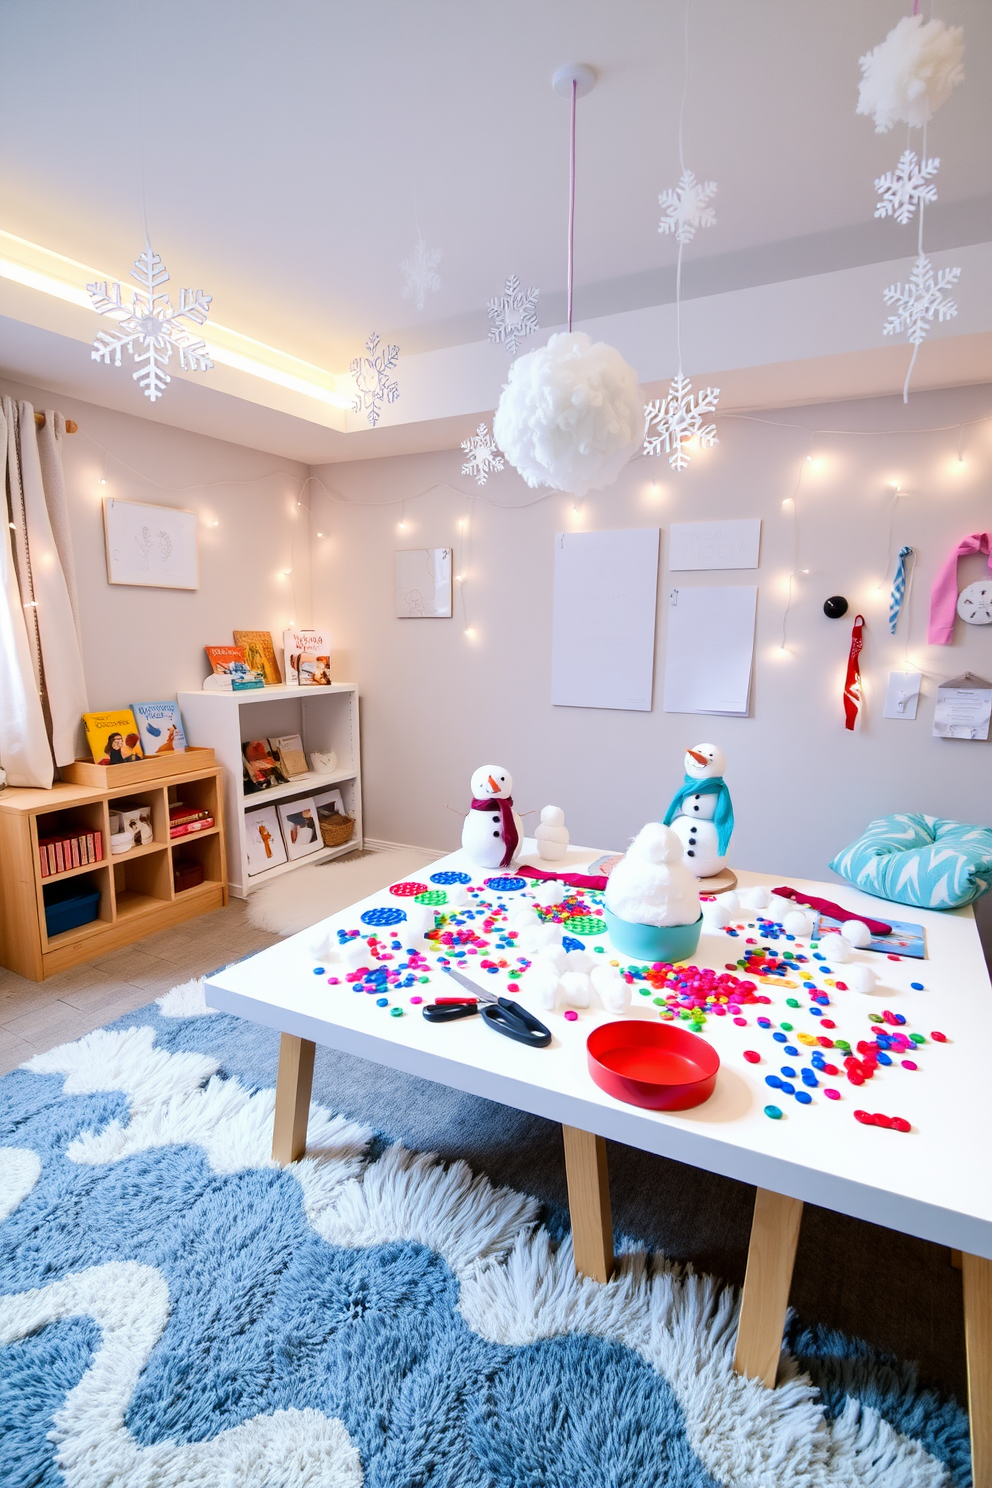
[484,876,527,892]
[430,870,472,885]
[361,906,407,927]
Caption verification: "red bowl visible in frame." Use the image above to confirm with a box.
[587,1021,719,1110]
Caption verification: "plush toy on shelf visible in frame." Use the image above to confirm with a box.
[662,743,734,879]
[461,765,523,869]
[535,804,569,861]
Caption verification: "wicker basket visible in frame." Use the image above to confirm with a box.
[319,812,354,848]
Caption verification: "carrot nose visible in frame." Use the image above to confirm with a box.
[687,749,708,766]
[487,774,500,793]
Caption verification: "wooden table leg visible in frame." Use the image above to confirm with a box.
[272,1033,315,1165]
[562,1125,614,1282]
[732,1187,804,1387]
[963,1253,992,1488]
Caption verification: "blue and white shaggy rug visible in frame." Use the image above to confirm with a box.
[0,979,972,1488]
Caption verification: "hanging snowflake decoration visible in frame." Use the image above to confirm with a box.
[351,332,400,427]
[488,275,540,354]
[882,254,960,345]
[460,423,503,486]
[874,150,940,225]
[643,375,719,471]
[658,170,717,243]
[400,237,442,311]
[87,245,212,403]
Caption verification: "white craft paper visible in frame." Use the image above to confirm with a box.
[103,498,198,589]
[551,528,660,711]
[883,671,922,720]
[395,548,452,617]
[669,519,761,571]
[932,674,992,740]
[662,585,757,716]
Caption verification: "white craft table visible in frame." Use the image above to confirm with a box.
[204,844,992,1484]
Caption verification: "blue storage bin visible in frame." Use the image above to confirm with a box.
[44,881,101,938]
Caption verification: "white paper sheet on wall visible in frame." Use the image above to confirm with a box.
[669,519,761,571]
[551,528,660,711]
[662,585,757,716]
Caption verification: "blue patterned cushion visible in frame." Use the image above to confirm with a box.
[829,814,992,910]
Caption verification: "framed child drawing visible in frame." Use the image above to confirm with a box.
[103,498,199,589]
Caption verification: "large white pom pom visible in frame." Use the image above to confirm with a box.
[857,15,964,133]
[493,331,643,497]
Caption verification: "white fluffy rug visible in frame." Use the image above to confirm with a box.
[245,848,439,935]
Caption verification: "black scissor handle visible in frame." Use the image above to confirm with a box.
[423,1003,478,1023]
[481,999,552,1048]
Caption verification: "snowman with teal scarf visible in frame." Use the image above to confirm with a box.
[662,743,734,878]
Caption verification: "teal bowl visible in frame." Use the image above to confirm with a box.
[603,907,703,964]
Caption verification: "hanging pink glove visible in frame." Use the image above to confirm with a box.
[928,532,992,644]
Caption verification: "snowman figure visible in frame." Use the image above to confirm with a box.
[605,823,700,928]
[461,765,523,869]
[662,743,734,879]
[535,805,569,861]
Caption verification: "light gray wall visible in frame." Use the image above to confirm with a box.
[311,384,992,896]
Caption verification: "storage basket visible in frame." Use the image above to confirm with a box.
[319,812,354,848]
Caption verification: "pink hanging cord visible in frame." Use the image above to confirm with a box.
[567,77,576,332]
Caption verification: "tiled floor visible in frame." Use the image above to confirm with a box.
[0,899,280,1076]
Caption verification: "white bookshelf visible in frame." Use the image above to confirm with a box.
[178,684,362,898]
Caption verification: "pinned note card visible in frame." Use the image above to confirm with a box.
[551,528,660,711]
[933,674,992,740]
[669,519,761,571]
[662,585,757,716]
[883,671,922,720]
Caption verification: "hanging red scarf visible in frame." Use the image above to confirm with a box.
[843,614,865,731]
[469,796,519,868]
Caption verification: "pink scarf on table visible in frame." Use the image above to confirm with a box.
[470,796,519,869]
[928,532,992,644]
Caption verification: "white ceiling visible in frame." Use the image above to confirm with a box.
[2,0,989,373]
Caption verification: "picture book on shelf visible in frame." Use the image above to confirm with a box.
[277,797,322,859]
[270,734,308,777]
[204,646,264,690]
[130,701,187,756]
[283,628,331,687]
[82,709,144,765]
[245,804,287,874]
[313,787,346,820]
[242,739,286,791]
[232,630,282,685]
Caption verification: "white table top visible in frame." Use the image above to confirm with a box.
[205,842,992,1259]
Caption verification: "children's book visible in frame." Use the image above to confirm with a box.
[277,797,323,859]
[245,804,287,874]
[130,701,187,756]
[270,734,308,777]
[204,646,264,690]
[82,709,144,765]
[811,913,927,960]
[313,787,346,820]
[282,629,332,687]
[233,630,282,685]
[242,740,285,790]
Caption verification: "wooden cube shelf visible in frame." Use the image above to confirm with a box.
[0,759,228,981]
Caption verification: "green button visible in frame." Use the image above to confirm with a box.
[786,998,800,1008]
[780,1021,793,1031]
[910,1032,926,1044]
[868,1013,883,1023]
[835,1039,851,1051]
[653,997,665,1006]
[390,1007,403,1018]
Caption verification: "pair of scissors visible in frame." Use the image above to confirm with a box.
[423,966,552,1048]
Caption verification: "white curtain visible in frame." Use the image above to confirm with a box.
[1,399,88,787]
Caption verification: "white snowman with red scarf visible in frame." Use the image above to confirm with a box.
[461,765,523,869]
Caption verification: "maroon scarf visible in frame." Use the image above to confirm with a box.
[470,796,519,868]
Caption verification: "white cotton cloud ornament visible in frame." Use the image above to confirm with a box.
[492,332,644,497]
[857,15,964,133]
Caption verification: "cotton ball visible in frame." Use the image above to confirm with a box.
[718,892,740,915]
[841,920,872,948]
[528,961,562,1011]
[857,15,964,133]
[509,905,540,930]
[783,910,813,937]
[560,971,592,1008]
[531,881,564,907]
[592,964,631,1014]
[564,948,594,974]
[401,904,434,947]
[492,331,643,497]
[739,886,771,911]
[308,929,340,962]
[818,933,852,964]
[520,921,563,953]
[340,937,370,969]
[445,883,470,908]
[701,900,732,930]
[768,894,796,920]
[538,943,568,974]
[842,963,877,995]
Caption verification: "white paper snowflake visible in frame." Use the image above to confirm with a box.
[882,254,960,345]
[643,375,719,471]
[351,332,400,426]
[658,170,718,243]
[488,275,540,354]
[400,237,442,311]
[460,423,504,486]
[87,245,212,402]
[875,150,940,225]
